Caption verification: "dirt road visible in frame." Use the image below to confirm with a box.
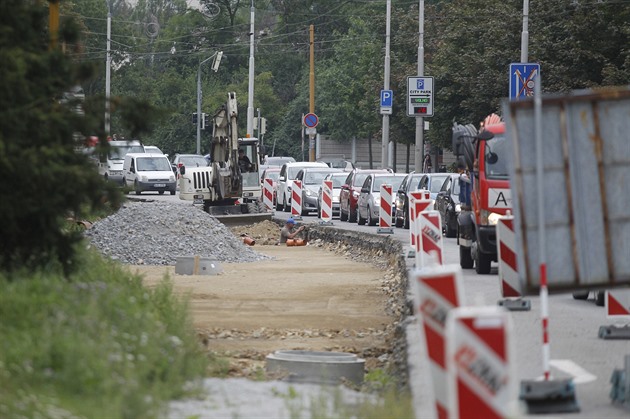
[134,243,397,376]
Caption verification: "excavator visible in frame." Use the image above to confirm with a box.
[178,92,270,224]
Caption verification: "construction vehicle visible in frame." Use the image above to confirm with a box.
[452,114,512,274]
[178,92,270,223]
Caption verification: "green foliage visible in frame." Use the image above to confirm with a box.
[0,245,209,418]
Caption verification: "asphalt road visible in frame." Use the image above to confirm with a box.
[131,191,630,417]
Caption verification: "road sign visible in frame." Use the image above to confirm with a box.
[303,113,319,128]
[509,63,540,100]
[407,76,434,117]
[380,90,393,115]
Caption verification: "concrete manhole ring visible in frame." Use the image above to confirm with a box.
[265,350,365,385]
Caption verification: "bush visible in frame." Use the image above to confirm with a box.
[0,244,208,418]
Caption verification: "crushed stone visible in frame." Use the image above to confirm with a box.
[84,201,271,265]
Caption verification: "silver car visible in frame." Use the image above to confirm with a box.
[357,173,407,226]
[295,167,342,215]
[316,172,348,217]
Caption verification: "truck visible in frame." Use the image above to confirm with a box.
[178,92,270,222]
[452,114,512,274]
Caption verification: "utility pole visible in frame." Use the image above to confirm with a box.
[48,0,60,50]
[381,0,391,169]
[521,0,530,62]
[246,0,255,137]
[309,24,315,162]
[414,0,425,172]
[105,1,112,137]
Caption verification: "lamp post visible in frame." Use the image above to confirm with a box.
[196,51,223,154]
[381,0,391,169]
[246,0,255,137]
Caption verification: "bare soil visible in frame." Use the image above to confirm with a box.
[133,222,396,378]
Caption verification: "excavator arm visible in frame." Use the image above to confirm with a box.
[210,92,242,202]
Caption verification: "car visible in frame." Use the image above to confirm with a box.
[260,167,281,206]
[394,172,425,229]
[171,154,209,174]
[357,173,408,226]
[434,174,461,238]
[317,172,348,217]
[144,145,164,155]
[123,153,176,195]
[418,173,451,210]
[339,168,391,222]
[276,161,329,212]
[294,167,342,215]
[263,156,296,167]
[317,158,355,172]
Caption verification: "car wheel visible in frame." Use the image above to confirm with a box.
[403,211,410,229]
[158,190,165,195]
[170,190,176,196]
[367,207,377,226]
[282,195,290,212]
[357,209,366,225]
[460,246,474,269]
[276,197,283,211]
[595,291,605,306]
[317,204,321,218]
[572,291,589,300]
[134,180,141,195]
[395,215,403,228]
[340,207,348,221]
[445,215,457,238]
[475,251,492,274]
[349,207,357,223]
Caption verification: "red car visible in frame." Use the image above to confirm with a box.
[339,168,391,222]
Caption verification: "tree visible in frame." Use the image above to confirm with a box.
[0,1,160,274]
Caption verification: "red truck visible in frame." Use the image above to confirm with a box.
[453,114,512,274]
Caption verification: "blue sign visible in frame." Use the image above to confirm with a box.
[509,63,540,100]
[380,90,393,107]
[416,79,424,90]
[303,113,318,128]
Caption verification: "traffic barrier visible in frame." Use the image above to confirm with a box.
[378,183,394,234]
[598,289,630,339]
[419,210,443,267]
[412,264,466,419]
[408,190,431,251]
[496,214,531,311]
[263,178,274,211]
[291,180,303,219]
[320,180,333,223]
[446,306,518,419]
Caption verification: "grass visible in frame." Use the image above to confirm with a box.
[0,243,209,418]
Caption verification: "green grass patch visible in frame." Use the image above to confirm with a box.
[0,244,208,418]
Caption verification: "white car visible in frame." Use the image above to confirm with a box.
[357,173,407,226]
[275,161,328,212]
[123,153,176,195]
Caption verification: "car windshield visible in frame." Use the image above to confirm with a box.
[137,157,171,171]
[264,171,280,181]
[484,134,510,179]
[288,167,305,179]
[266,157,295,166]
[409,174,423,191]
[109,145,144,159]
[304,171,331,185]
[430,175,449,193]
[373,176,405,192]
[353,173,370,187]
[328,174,346,188]
[179,156,207,167]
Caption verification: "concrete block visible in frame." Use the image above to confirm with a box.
[175,256,222,276]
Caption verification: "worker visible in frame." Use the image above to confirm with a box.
[279,218,305,244]
[238,149,252,172]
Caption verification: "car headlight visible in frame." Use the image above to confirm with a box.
[170,175,175,182]
[455,203,461,212]
[375,196,381,206]
[305,189,315,197]
[481,210,502,225]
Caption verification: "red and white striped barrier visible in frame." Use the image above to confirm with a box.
[446,306,517,419]
[320,180,333,222]
[412,264,466,419]
[419,210,443,266]
[378,184,393,233]
[263,178,274,211]
[497,215,522,298]
[291,180,303,218]
[409,190,432,250]
[605,289,630,319]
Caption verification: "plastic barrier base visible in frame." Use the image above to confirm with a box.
[598,324,630,340]
[609,355,630,410]
[520,379,580,414]
[498,297,532,311]
[318,220,334,226]
[377,227,394,234]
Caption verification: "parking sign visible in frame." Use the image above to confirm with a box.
[380,90,393,115]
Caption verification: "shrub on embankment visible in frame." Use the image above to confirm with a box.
[0,244,208,418]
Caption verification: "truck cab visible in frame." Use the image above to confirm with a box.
[456,115,512,274]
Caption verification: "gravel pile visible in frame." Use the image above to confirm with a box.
[84,201,271,265]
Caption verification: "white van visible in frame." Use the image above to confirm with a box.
[276,161,328,212]
[123,153,176,195]
[99,140,145,185]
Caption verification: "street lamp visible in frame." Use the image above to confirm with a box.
[197,51,223,154]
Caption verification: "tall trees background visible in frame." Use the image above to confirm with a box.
[71,0,630,158]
